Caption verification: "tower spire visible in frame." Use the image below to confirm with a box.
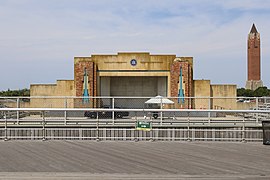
[250,23,258,33]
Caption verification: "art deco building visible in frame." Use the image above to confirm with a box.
[30,52,236,109]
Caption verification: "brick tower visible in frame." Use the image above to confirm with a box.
[245,23,263,90]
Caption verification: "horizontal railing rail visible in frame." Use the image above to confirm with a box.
[1,107,270,113]
[1,96,269,98]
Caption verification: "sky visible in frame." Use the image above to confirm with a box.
[0,0,270,91]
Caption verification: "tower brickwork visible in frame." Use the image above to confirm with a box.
[246,23,263,90]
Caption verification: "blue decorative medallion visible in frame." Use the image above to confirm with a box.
[130,59,137,66]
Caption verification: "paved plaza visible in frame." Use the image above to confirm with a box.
[0,141,269,179]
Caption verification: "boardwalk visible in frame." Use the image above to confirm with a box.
[0,141,269,179]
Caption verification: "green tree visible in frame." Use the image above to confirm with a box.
[0,88,30,97]
[237,86,270,97]
[237,88,246,96]
[244,89,254,97]
[254,86,269,97]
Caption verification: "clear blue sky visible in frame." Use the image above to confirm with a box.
[0,0,269,91]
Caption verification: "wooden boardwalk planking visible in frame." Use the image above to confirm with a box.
[0,141,269,179]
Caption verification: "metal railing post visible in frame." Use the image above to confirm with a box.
[208,97,211,124]
[64,110,67,125]
[134,112,138,142]
[187,112,190,141]
[256,97,259,124]
[160,98,163,125]
[42,111,46,141]
[4,112,8,141]
[150,114,153,141]
[112,97,115,125]
[96,113,99,141]
[16,98,20,125]
[242,113,246,143]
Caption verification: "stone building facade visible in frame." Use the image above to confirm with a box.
[73,53,193,108]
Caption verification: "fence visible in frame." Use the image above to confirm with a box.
[0,128,263,142]
[0,107,268,141]
[1,96,270,110]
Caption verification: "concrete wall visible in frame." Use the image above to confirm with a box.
[100,77,110,96]
[193,80,211,109]
[30,80,75,96]
[30,80,75,108]
[98,76,167,108]
[237,101,256,110]
[2,101,30,108]
[157,77,167,96]
[193,81,237,110]
[211,85,237,110]
[100,76,167,97]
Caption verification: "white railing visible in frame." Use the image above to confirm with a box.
[0,107,268,141]
[1,96,270,110]
[1,107,270,124]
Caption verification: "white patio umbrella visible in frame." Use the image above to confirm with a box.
[145,95,174,104]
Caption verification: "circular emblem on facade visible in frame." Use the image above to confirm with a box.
[130,59,137,66]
